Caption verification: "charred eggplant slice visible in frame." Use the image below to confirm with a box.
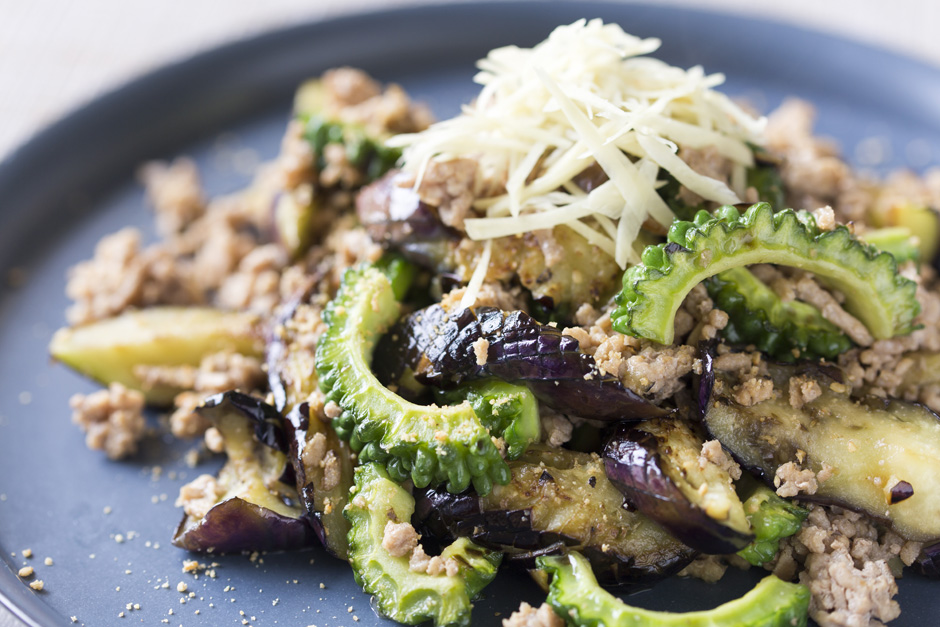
[267,298,355,559]
[415,447,695,587]
[375,304,664,420]
[705,365,940,542]
[603,419,753,554]
[172,392,315,553]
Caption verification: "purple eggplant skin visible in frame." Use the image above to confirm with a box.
[172,497,316,553]
[603,422,754,554]
[914,541,940,578]
[200,391,289,455]
[171,392,315,554]
[413,449,695,587]
[356,170,458,269]
[375,304,665,420]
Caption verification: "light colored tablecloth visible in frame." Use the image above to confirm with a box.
[1,1,937,625]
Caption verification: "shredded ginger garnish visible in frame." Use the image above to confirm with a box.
[389,18,766,278]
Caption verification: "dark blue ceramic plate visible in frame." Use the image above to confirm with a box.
[1,3,938,626]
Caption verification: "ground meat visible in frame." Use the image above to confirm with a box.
[792,275,873,346]
[408,544,459,577]
[502,602,564,627]
[805,548,900,627]
[176,474,224,520]
[765,99,851,211]
[382,521,419,558]
[713,351,753,373]
[766,504,919,627]
[789,375,823,409]
[540,408,573,447]
[813,205,837,231]
[699,440,742,480]
[70,383,147,460]
[677,554,729,583]
[322,67,432,137]
[439,281,527,313]
[677,146,734,207]
[277,119,315,190]
[732,375,774,406]
[414,158,478,230]
[322,67,381,108]
[65,228,199,324]
[774,462,819,498]
[203,426,224,453]
[216,244,288,313]
[193,351,265,395]
[623,344,697,402]
[168,391,210,439]
[139,158,205,237]
[472,337,489,366]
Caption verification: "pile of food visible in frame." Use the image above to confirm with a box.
[50,19,940,627]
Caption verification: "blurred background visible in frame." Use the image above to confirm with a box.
[2,0,940,159]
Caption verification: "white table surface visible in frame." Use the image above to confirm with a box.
[1,1,938,625]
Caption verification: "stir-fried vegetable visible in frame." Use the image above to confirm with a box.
[538,552,809,627]
[705,266,852,361]
[345,463,501,627]
[415,447,695,587]
[604,419,753,554]
[736,482,808,567]
[613,203,920,345]
[374,303,665,419]
[316,265,509,494]
[172,392,314,553]
[50,307,263,405]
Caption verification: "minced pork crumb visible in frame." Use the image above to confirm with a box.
[789,374,823,409]
[412,158,478,230]
[176,474,224,520]
[65,228,199,325]
[216,244,288,313]
[677,554,729,584]
[139,157,205,237]
[381,521,459,576]
[145,351,265,439]
[774,462,821,498]
[472,338,490,366]
[70,383,147,459]
[502,602,564,627]
[699,440,742,480]
[766,504,922,627]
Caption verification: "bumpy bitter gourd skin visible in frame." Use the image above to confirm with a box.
[538,552,809,627]
[316,265,510,494]
[736,483,808,567]
[436,380,540,460]
[613,203,920,345]
[706,267,852,361]
[345,463,502,627]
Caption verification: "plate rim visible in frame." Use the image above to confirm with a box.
[3,2,940,625]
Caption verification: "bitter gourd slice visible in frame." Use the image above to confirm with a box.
[345,463,501,627]
[538,552,809,627]
[613,203,919,345]
[316,265,510,494]
[705,266,852,361]
[435,380,540,460]
[736,482,808,567]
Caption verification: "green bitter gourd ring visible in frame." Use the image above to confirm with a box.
[613,203,920,346]
[316,265,511,495]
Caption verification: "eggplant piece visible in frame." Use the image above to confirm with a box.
[266,298,355,559]
[914,542,940,578]
[172,392,315,553]
[704,364,940,542]
[50,307,264,405]
[414,447,695,587]
[374,304,664,420]
[356,171,459,270]
[603,418,753,554]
